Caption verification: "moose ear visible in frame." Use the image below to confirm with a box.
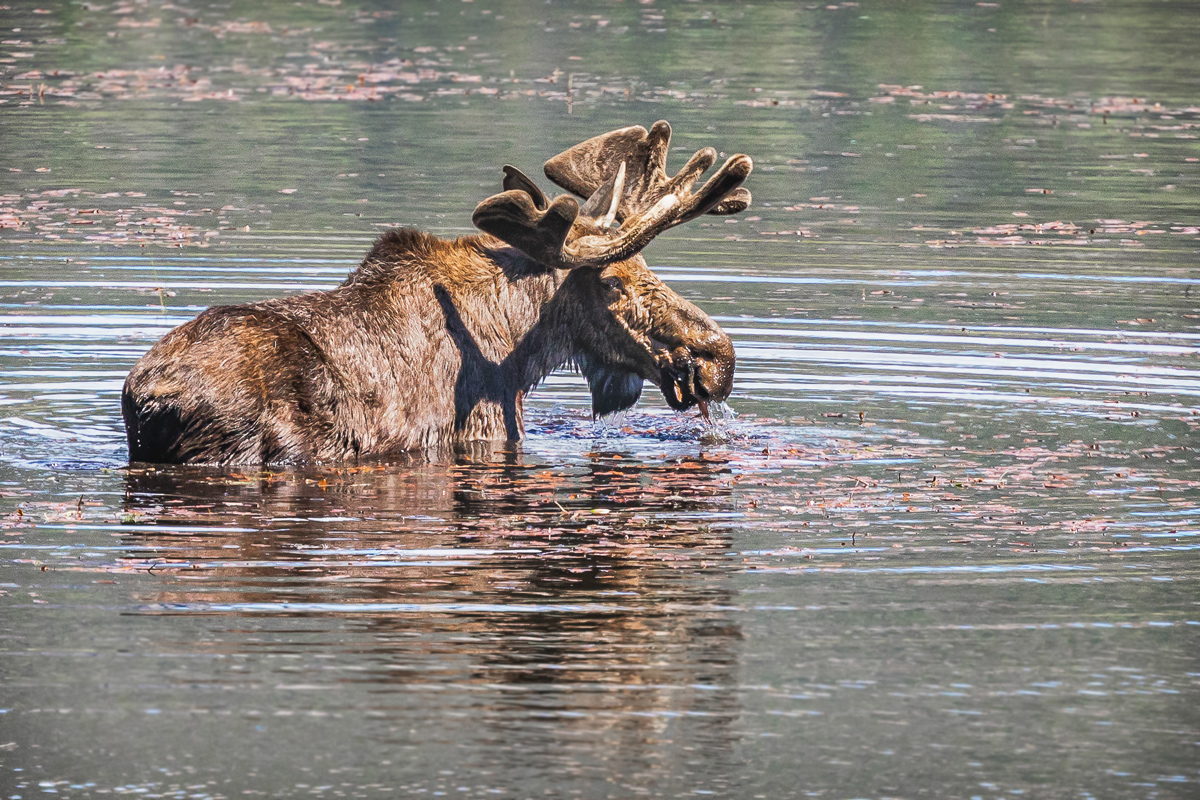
[472,190,580,266]
[501,165,548,211]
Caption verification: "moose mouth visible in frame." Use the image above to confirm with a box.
[585,356,732,419]
[657,356,730,413]
[659,365,703,411]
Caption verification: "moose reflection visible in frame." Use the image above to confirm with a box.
[117,456,744,783]
[118,450,741,595]
[123,121,752,464]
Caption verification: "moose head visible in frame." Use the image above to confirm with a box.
[122,121,752,464]
[475,119,751,417]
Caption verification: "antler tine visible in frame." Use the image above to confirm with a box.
[480,122,752,271]
[678,153,754,222]
[664,147,717,199]
[597,162,626,228]
[501,165,548,211]
[543,124,649,214]
[545,120,751,225]
[564,152,752,267]
[624,119,672,214]
[711,187,751,216]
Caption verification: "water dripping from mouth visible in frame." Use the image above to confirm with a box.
[698,400,735,444]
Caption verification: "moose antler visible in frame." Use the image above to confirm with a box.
[545,120,752,222]
[472,121,751,270]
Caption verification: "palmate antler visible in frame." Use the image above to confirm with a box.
[545,120,752,221]
[472,120,752,269]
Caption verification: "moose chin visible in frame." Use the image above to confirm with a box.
[122,121,752,465]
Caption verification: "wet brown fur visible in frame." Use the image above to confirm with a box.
[123,227,735,465]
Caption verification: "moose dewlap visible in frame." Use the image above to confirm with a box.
[122,121,753,465]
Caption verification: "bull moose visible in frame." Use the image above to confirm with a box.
[122,121,752,464]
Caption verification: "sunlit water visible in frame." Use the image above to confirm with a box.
[1,2,1198,798]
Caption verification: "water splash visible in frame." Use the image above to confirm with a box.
[593,409,629,438]
[698,400,736,444]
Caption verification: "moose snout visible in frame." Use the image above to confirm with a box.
[695,331,736,401]
[686,326,735,401]
[658,323,736,411]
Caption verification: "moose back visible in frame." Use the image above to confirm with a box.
[122,121,752,464]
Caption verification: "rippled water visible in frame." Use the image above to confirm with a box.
[2,2,1198,798]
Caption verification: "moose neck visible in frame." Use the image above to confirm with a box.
[408,235,583,441]
[503,267,588,399]
[474,242,583,401]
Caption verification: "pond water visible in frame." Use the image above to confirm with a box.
[2,1,1198,798]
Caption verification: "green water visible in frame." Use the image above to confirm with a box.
[1,1,1198,798]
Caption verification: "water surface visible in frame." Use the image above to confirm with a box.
[1,2,1198,798]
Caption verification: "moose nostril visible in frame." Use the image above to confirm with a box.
[691,362,711,400]
[692,352,734,402]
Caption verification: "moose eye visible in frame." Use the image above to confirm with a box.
[600,276,623,294]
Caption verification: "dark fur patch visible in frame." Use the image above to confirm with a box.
[579,357,644,418]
